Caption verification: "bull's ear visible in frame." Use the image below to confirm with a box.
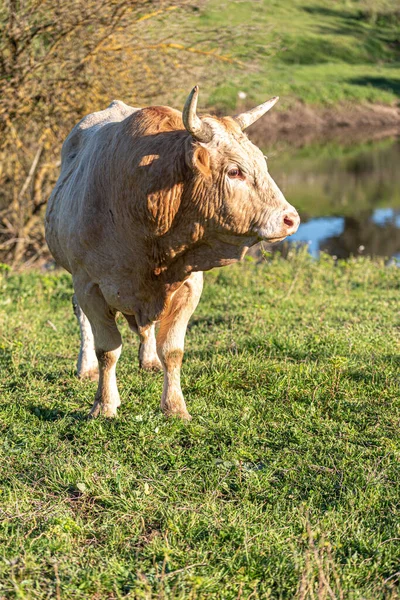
[193,146,212,179]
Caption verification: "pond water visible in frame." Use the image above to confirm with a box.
[266,136,400,259]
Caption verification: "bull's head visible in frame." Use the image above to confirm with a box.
[182,86,300,244]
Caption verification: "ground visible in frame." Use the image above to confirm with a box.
[0,253,399,598]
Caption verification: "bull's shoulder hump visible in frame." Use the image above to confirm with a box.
[61,101,141,164]
[77,100,140,131]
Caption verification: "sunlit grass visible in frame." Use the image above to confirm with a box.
[199,0,400,109]
[0,254,399,598]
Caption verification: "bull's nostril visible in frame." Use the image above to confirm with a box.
[284,216,294,227]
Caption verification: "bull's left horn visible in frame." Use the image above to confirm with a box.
[234,96,279,130]
[182,86,213,143]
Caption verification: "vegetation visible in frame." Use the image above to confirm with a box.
[203,0,400,110]
[1,0,399,267]
[0,2,398,596]
[0,0,243,266]
[1,253,399,598]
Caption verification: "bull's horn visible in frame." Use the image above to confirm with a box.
[234,96,279,130]
[182,86,213,143]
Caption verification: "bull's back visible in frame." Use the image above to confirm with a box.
[46,101,140,272]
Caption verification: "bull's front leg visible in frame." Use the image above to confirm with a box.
[74,277,122,418]
[156,272,203,419]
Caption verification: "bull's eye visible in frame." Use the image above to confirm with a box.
[227,167,242,179]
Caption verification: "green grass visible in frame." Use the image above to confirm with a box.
[195,0,400,109]
[0,254,399,598]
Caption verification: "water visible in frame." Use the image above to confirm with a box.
[268,136,400,259]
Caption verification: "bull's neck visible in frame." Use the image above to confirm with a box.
[147,178,256,284]
[154,224,256,286]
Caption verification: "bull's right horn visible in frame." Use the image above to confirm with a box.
[182,86,213,143]
[234,96,279,130]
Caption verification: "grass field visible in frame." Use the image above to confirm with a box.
[196,0,400,109]
[0,253,399,598]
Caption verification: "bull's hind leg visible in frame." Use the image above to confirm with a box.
[74,279,122,418]
[72,294,99,381]
[156,271,203,419]
[139,323,162,371]
[123,315,162,371]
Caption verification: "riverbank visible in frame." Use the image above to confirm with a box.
[0,257,398,598]
[247,101,400,148]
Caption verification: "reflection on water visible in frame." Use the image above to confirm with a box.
[269,137,400,259]
[290,209,400,259]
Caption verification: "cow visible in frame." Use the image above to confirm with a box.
[45,86,300,420]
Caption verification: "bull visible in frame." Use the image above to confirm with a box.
[45,86,300,420]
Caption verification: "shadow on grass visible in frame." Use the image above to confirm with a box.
[28,404,88,422]
[300,4,400,63]
[349,76,400,96]
[0,347,13,369]
[347,359,400,385]
[2,361,75,386]
[301,5,360,20]
[188,314,244,331]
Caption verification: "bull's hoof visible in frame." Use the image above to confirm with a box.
[162,407,192,421]
[139,358,163,372]
[89,399,119,419]
[78,368,99,382]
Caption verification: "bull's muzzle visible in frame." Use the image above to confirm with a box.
[282,210,300,236]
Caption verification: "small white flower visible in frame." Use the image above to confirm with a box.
[135,415,143,422]
[358,245,365,253]
[238,91,247,100]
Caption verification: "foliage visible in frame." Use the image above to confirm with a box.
[0,255,399,598]
[0,0,244,267]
